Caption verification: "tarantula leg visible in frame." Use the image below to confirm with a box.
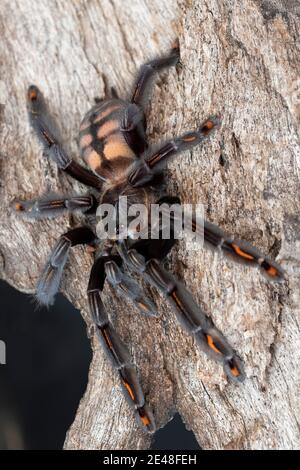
[13,193,96,219]
[110,86,119,99]
[131,41,180,107]
[121,104,144,133]
[36,227,95,306]
[27,85,102,189]
[128,116,221,187]
[104,259,157,317]
[87,256,156,432]
[120,103,148,155]
[183,215,285,282]
[124,248,245,383]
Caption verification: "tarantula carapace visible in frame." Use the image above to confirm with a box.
[14,42,285,433]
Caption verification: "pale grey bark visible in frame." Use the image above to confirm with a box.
[0,0,299,450]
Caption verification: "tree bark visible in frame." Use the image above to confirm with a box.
[0,0,299,450]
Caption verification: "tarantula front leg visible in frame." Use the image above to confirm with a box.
[13,193,96,219]
[27,86,101,189]
[131,41,180,107]
[87,255,156,432]
[36,226,95,305]
[121,43,180,159]
[122,247,245,382]
[128,116,221,187]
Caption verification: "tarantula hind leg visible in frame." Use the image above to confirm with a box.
[87,255,156,432]
[104,257,157,317]
[36,227,95,306]
[27,85,101,189]
[12,193,96,219]
[123,247,245,383]
[202,220,286,281]
[182,214,286,282]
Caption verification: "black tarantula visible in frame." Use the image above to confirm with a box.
[14,42,285,433]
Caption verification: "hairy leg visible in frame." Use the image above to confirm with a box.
[128,116,220,187]
[87,255,156,432]
[104,257,157,317]
[27,86,102,189]
[120,246,245,382]
[36,227,95,305]
[131,41,180,107]
[120,103,148,155]
[179,214,285,282]
[13,193,96,219]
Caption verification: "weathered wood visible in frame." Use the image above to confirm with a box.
[0,0,299,450]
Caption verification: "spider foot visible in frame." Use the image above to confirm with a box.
[136,403,156,434]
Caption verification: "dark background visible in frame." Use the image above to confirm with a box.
[0,280,199,450]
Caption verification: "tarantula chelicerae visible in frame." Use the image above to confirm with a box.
[14,42,285,433]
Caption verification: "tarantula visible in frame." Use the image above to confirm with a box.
[14,42,285,433]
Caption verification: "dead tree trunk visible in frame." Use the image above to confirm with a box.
[0,0,299,450]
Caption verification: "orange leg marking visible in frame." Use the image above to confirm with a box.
[137,301,150,312]
[14,202,24,211]
[122,379,136,402]
[183,135,197,142]
[201,120,215,134]
[102,329,113,349]
[265,266,278,277]
[229,365,240,377]
[48,200,64,207]
[206,334,222,354]
[139,411,150,426]
[171,291,186,315]
[148,153,161,167]
[231,243,254,261]
[28,89,37,101]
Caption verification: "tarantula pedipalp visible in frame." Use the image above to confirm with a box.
[13,42,285,433]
